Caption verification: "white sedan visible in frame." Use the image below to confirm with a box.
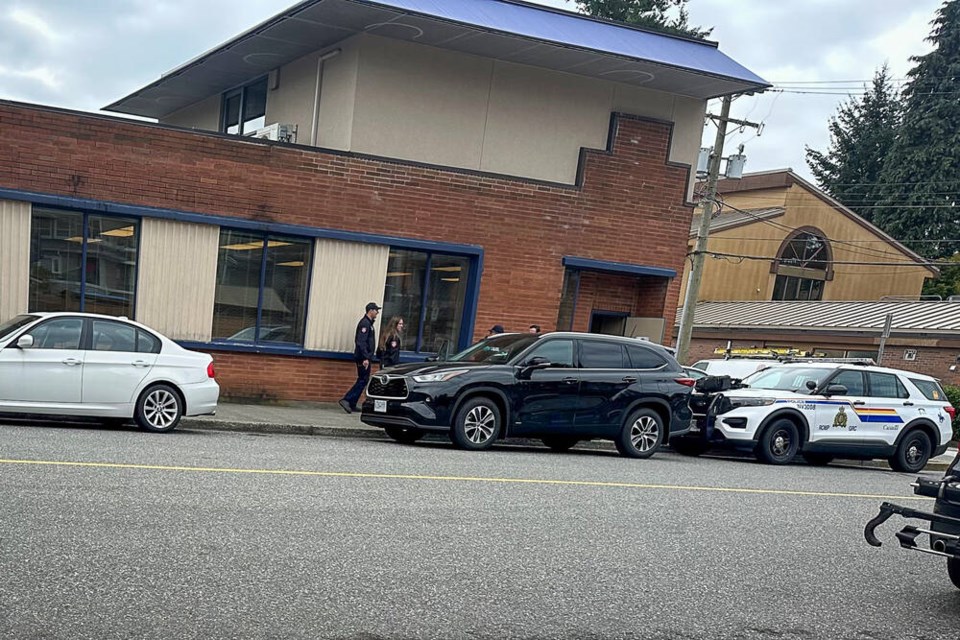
[0,312,219,432]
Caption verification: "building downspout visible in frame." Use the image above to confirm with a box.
[310,48,342,147]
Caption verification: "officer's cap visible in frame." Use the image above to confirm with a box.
[366,302,382,312]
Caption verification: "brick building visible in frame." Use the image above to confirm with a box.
[680,301,960,385]
[0,0,766,401]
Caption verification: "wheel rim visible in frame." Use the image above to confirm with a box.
[771,429,792,457]
[630,416,660,452]
[906,439,925,465]
[144,389,179,429]
[464,406,496,444]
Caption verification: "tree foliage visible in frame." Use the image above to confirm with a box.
[874,0,960,259]
[571,0,712,39]
[805,65,901,224]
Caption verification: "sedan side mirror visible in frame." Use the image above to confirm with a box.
[16,334,34,349]
[824,384,848,397]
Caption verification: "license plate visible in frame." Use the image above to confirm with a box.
[374,399,387,413]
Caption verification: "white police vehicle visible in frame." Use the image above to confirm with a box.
[673,361,955,472]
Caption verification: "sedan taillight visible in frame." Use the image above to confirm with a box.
[675,377,696,387]
[207,361,216,379]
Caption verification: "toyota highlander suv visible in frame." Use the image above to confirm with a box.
[673,361,955,471]
[360,332,693,458]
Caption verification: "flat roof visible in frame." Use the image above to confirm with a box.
[106,0,769,118]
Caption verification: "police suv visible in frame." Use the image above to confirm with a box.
[673,361,955,472]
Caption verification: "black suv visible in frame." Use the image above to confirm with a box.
[360,332,694,458]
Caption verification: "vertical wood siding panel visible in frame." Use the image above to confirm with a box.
[0,200,31,320]
[136,219,219,341]
[305,240,389,352]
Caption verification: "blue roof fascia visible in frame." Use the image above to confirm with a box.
[357,0,769,87]
[563,256,677,279]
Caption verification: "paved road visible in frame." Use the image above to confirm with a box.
[0,422,957,639]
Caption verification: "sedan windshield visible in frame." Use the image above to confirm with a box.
[448,334,539,364]
[743,367,833,394]
[0,315,38,342]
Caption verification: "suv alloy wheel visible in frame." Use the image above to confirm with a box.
[615,408,664,459]
[451,397,502,451]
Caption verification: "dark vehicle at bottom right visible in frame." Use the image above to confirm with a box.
[864,449,960,590]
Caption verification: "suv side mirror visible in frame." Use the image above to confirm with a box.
[824,384,848,396]
[805,380,818,391]
[16,334,34,349]
[518,356,551,379]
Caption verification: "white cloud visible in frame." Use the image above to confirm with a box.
[0,63,59,89]
[9,7,59,41]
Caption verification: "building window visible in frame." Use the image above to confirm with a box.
[29,208,139,317]
[221,77,268,135]
[771,228,831,301]
[211,230,311,346]
[382,249,472,354]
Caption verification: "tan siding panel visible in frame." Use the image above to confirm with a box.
[0,200,30,320]
[305,240,389,352]
[136,219,218,340]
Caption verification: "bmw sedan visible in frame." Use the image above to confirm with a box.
[0,312,219,432]
[360,332,694,458]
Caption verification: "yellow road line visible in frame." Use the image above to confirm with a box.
[0,458,930,501]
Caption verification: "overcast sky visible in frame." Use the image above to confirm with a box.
[0,0,943,181]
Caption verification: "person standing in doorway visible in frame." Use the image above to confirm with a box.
[339,302,380,414]
[528,324,541,334]
[377,316,404,369]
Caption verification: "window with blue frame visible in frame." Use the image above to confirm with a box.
[212,230,311,346]
[29,208,139,317]
[382,249,471,354]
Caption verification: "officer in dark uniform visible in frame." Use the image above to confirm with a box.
[339,302,380,413]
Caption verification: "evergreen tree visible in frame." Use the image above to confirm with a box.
[571,0,712,39]
[874,0,960,259]
[804,65,901,224]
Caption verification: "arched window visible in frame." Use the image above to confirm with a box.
[771,227,832,301]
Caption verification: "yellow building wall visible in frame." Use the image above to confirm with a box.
[680,185,932,302]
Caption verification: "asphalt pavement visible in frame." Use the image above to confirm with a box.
[0,423,957,639]
[183,401,959,472]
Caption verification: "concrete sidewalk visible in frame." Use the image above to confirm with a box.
[182,402,959,472]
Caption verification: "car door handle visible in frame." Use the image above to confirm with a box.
[852,401,866,405]
[562,377,578,385]
[621,376,638,383]
[903,401,914,406]
[131,360,150,368]
[62,358,82,366]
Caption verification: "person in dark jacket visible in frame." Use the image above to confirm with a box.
[377,316,404,369]
[339,302,380,413]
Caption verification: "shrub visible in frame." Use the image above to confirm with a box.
[943,385,960,443]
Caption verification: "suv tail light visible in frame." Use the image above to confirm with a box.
[675,377,696,387]
[946,405,956,421]
[207,361,216,379]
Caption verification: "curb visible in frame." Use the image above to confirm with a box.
[180,418,954,472]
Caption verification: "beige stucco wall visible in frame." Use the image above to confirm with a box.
[136,219,219,341]
[161,94,221,131]
[0,199,30,321]
[304,239,389,352]
[157,34,706,187]
[679,185,933,302]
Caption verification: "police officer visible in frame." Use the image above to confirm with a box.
[339,302,380,413]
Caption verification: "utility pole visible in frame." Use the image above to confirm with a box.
[675,96,761,364]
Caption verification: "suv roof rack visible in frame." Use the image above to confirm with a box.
[777,357,876,366]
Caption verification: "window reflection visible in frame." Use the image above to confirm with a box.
[212,230,310,345]
[29,209,137,317]
[380,250,472,353]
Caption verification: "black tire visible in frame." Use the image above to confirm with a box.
[384,425,424,445]
[804,453,834,466]
[542,436,579,452]
[615,408,664,459]
[756,418,800,465]
[671,437,708,457]
[889,430,932,473]
[948,558,960,590]
[134,384,183,433]
[450,397,501,451]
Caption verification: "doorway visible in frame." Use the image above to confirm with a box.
[589,310,628,336]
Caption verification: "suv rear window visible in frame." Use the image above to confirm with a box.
[909,378,948,402]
